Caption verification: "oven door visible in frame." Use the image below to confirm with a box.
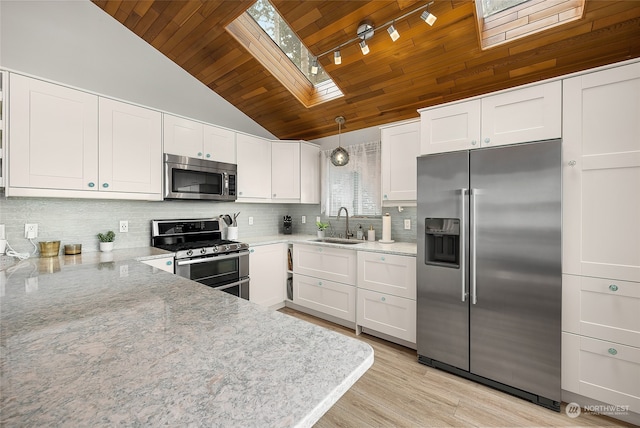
[175,251,250,299]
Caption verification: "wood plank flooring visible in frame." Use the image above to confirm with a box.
[278,307,632,428]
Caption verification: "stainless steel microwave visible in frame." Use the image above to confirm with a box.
[163,153,237,201]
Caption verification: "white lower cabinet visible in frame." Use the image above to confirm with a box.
[141,256,174,273]
[249,243,286,308]
[356,251,417,346]
[293,273,356,322]
[357,288,416,343]
[562,332,640,413]
[291,244,356,323]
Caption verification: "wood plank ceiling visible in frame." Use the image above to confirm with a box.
[92,0,640,141]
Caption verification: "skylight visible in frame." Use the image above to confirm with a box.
[247,0,330,86]
[480,0,530,18]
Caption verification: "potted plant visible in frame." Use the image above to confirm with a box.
[97,230,116,252]
[316,221,329,239]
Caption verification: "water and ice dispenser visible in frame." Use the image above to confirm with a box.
[424,218,460,268]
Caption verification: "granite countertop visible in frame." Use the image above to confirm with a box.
[0,251,373,426]
[243,234,417,256]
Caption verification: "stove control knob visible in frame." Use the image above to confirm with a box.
[234,244,241,250]
[225,245,231,251]
[200,248,207,255]
[212,246,219,253]
[186,250,193,257]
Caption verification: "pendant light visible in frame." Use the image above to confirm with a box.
[330,116,349,167]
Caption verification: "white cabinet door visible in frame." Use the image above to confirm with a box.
[293,273,356,322]
[563,274,640,348]
[163,114,204,159]
[563,62,640,282]
[271,141,300,200]
[381,120,420,203]
[204,124,236,164]
[141,256,174,273]
[293,244,357,285]
[9,74,99,191]
[420,100,481,154]
[357,251,416,299]
[249,244,286,307]
[562,332,640,413]
[236,133,271,200]
[300,141,320,204]
[357,288,416,343]
[481,80,561,147]
[98,98,162,197]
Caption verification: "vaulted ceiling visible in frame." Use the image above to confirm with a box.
[93,0,640,141]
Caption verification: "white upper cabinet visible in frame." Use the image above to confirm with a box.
[300,141,320,204]
[420,100,481,154]
[8,74,162,200]
[9,74,99,192]
[271,141,300,200]
[419,81,561,154]
[563,62,640,283]
[204,124,236,164]
[164,113,236,163]
[98,98,162,196]
[381,120,420,203]
[481,81,561,147]
[236,133,271,200]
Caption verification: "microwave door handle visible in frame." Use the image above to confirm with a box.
[223,172,229,197]
[175,251,249,266]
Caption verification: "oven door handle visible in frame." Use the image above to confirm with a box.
[175,251,248,266]
[217,277,250,291]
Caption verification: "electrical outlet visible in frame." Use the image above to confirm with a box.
[120,220,129,233]
[404,219,411,230]
[248,216,254,225]
[301,215,306,224]
[120,264,129,277]
[24,223,38,239]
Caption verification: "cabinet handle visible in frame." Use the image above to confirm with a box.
[273,193,277,197]
[249,248,254,253]
[239,191,243,196]
[384,194,388,199]
[197,152,203,157]
[102,183,109,188]
[381,296,386,302]
[318,281,323,286]
[484,138,490,144]
[609,284,618,292]
[88,182,95,188]
[380,256,385,261]
[568,160,576,167]
[316,247,322,252]
[206,153,211,158]
[608,348,618,356]
[471,140,477,146]
[166,260,172,266]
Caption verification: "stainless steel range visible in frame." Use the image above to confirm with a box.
[151,218,249,300]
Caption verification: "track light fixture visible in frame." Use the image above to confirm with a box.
[314,1,435,67]
[387,23,400,42]
[311,57,319,75]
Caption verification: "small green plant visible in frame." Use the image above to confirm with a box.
[316,221,329,231]
[97,230,116,242]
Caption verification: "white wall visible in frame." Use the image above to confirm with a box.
[0,0,274,138]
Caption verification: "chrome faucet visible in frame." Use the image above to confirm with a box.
[336,207,352,239]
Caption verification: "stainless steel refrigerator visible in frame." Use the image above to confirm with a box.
[416,140,562,411]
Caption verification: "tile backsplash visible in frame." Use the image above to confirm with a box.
[0,196,416,255]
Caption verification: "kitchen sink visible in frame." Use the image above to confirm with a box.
[309,238,363,245]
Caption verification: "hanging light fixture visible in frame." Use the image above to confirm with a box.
[330,116,349,167]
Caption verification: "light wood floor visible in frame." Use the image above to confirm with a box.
[279,307,632,428]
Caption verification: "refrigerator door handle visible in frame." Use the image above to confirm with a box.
[460,188,468,302]
[470,188,478,305]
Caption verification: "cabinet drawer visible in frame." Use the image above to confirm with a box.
[562,332,640,413]
[293,274,355,322]
[357,289,416,343]
[563,274,640,347]
[357,252,416,299]
[293,244,356,285]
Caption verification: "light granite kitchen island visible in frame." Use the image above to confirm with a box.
[0,252,373,426]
